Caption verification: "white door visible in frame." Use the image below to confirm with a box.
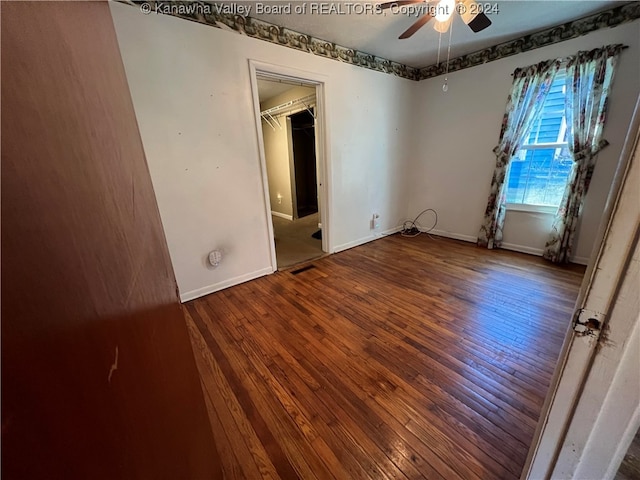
[524,95,640,479]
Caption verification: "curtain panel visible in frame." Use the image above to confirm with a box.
[543,44,623,263]
[477,59,562,249]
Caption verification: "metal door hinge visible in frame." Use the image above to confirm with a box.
[573,308,606,339]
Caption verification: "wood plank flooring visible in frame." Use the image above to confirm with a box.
[185,234,585,479]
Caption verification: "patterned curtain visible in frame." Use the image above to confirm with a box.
[478,59,562,249]
[543,45,622,263]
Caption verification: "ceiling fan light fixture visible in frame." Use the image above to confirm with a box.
[434,0,455,22]
[433,16,453,33]
[387,0,491,39]
[458,0,479,24]
[468,12,492,32]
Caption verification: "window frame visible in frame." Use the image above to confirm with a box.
[505,70,570,214]
[505,202,559,214]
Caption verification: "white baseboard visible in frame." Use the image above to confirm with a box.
[271,211,293,221]
[501,242,544,257]
[381,225,403,236]
[333,225,402,253]
[571,255,590,265]
[180,266,273,303]
[425,230,555,261]
[427,229,477,243]
[180,229,588,303]
[482,241,589,265]
[490,242,590,265]
[334,234,376,253]
[406,228,586,264]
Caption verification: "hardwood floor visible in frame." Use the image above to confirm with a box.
[185,234,585,479]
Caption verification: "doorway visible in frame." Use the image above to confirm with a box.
[289,109,318,219]
[254,74,327,270]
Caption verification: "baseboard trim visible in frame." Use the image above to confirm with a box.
[412,229,559,260]
[180,232,589,302]
[180,266,274,302]
[484,241,589,265]
[571,255,590,265]
[377,225,403,240]
[271,211,293,221]
[427,230,584,263]
[334,234,376,253]
[501,242,544,257]
[382,225,403,236]
[427,229,477,243]
[333,226,402,253]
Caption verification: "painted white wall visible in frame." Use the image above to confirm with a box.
[109,2,416,300]
[502,209,554,256]
[259,85,315,219]
[408,20,640,263]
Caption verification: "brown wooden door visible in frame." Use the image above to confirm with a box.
[1,2,221,478]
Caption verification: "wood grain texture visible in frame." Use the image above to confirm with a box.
[187,235,585,479]
[1,2,220,478]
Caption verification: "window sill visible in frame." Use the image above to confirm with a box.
[506,203,558,214]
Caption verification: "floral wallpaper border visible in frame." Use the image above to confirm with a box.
[124,1,638,82]
[125,0,421,80]
[419,2,640,79]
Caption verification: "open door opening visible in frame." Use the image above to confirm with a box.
[289,109,318,220]
[254,74,327,270]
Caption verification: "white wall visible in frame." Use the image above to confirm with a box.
[260,85,315,219]
[408,20,640,263]
[110,2,416,300]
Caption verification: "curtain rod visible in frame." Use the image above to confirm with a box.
[510,45,629,76]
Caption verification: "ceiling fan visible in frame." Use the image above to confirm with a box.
[379,0,492,38]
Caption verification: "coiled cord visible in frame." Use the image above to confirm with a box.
[400,208,438,238]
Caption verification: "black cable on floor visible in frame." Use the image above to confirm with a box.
[400,208,438,238]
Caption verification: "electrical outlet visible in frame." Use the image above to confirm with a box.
[372,213,380,230]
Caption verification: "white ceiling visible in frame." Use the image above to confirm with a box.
[257,79,297,101]
[242,1,624,68]
[257,78,316,102]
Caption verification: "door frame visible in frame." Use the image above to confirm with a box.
[523,94,640,478]
[248,60,331,270]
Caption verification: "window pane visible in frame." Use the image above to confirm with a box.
[506,146,573,206]
[507,72,572,207]
[525,74,566,145]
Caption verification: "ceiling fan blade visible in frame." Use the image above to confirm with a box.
[399,13,433,39]
[378,0,424,10]
[468,12,492,32]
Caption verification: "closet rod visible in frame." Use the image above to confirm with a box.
[260,94,316,117]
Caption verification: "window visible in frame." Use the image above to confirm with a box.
[506,73,573,209]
